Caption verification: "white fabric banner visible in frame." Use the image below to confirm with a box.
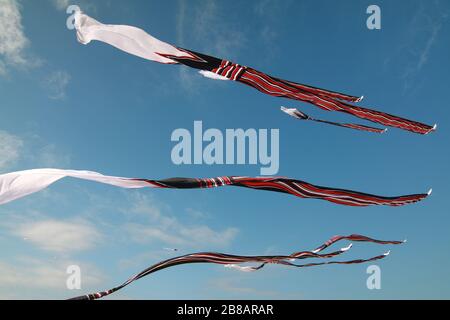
[74,11,192,64]
[0,169,153,205]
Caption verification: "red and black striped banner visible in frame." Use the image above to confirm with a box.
[68,234,404,300]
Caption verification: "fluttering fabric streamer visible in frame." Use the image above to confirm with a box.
[73,11,436,135]
[0,169,431,207]
[281,106,387,133]
[68,234,404,300]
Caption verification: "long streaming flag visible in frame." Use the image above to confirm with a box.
[73,11,436,135]
[68,234,404,300]
[0,169,431,207]
[281,106,387,133]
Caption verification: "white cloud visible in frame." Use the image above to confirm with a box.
[416,20,442,71]
[35,143,71,167]
[126,223,238,248]
[50,0,97,13]
[117,250,167,270]
[52,0,70,11]
[176,0,186,45]
[191,1,245,58]
[253,0,294,58]
[44,70,71,100]
[0,130,23,171]
[0,257,103,298]
[0,0,38,74]
[175,0,246,91]
[209,277,278,297]
[0,130,70,170]
[186,207,210,219]
[21,134,71,167]
[0,60,6,75]
[16,219,102,253]
[124,194,238,248]
[386,1,449,91]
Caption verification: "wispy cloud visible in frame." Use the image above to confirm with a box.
[14,219,102,253]
[34,143,71,167]
[191,0,245,58]
[208,272,305,299]
[0,130,23,171]
[0,0,39,75]
[0,129,71,170]
[186,207,210,220]
[414,16,444,72]
[51,0,70,10]
[43,70,71,100]
[50,0,97,13]
[123,194,238,249]
[209,277,278,297]
[386,1,449,92]
[0,60,7,75]
[253,0,283,43]
[117,250,168,271]
[174,0,246,92]
[176,0,187,46]
[0,256,103,298]
[126,223,238,248]
[0,1,73,100]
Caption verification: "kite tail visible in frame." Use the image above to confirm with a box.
[72,12,435,135]
[237,68,435,134]
[224,247,353,273]
[281,252,390,268]
[229,177,430,207]
[0,169,431,207]
[281,107,387,133]
[147,176,430,207]
[67,234,404,300]
[314,119,387,134]
[335,101,436,135]
[175,50,435,135]
[311,234,405,253]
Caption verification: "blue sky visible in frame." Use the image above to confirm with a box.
[0,0,449,299]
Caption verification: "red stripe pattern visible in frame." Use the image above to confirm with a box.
[133,176,429,207]
[210,64,435,134]
[68,234,403,300]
